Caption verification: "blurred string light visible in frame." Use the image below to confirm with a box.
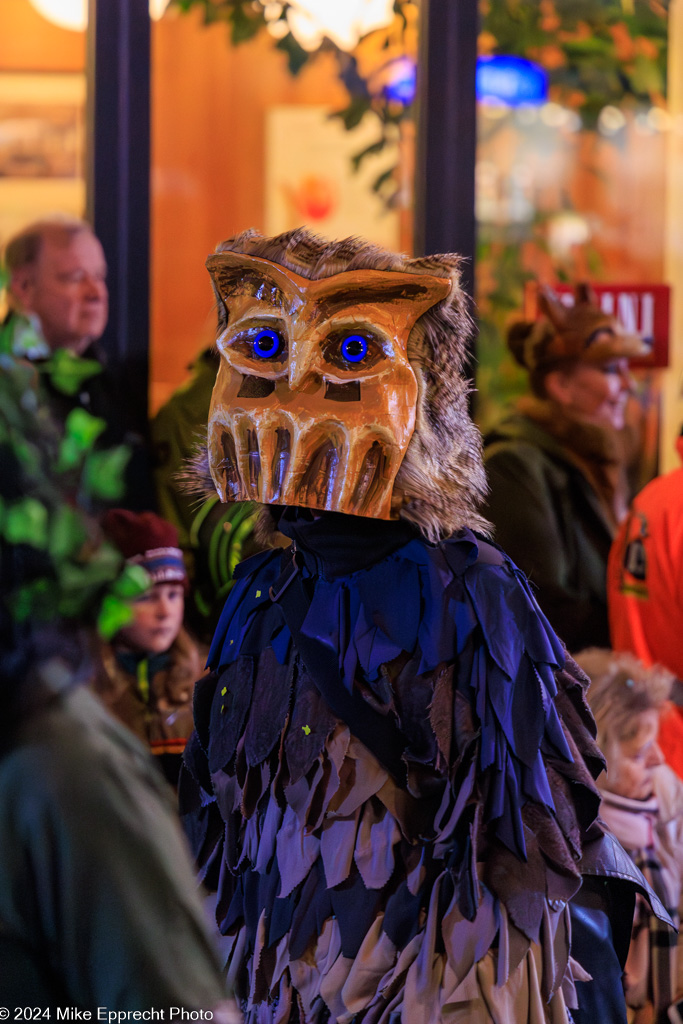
[547,211,591,258]
[263,0,395,52]
[598,105,627,135]
[28,0,170,31]
[597,104,673,136]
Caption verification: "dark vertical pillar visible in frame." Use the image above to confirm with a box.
[414,0,479,379]
[86,0,150,438]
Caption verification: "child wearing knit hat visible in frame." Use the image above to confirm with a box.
[95,509,204,785]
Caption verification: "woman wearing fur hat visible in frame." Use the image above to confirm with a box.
[576,648,683,1024]
[483,285,648,653]
[96,509,204,785]
[180,229,667,1024]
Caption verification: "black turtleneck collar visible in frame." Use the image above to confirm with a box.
[275,507,420,578]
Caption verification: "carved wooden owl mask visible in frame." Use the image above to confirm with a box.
[206,251,450,519]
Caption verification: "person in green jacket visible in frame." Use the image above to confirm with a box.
[483,283,647,653]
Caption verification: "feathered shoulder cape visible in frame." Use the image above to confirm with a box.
[180,515,664,1022]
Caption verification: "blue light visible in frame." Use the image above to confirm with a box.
[476,55,548,107]
[383,58,417,106]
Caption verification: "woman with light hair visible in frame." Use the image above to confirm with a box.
[577,647,683,1024]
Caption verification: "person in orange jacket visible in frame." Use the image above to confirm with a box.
[608,431,683,778]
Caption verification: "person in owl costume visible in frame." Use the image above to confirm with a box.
[180,229,666,1024]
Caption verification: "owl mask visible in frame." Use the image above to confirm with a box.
[205,230,488,540]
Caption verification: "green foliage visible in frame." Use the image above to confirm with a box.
[111,563,151,599]
[57,408,107,472]
[331,96,374,132]
[97,594,135,640]
[172,0,669,119]
[0,313,50,360]
[170,0,669,219]
[42,348,103,396]
[483,0,669,126]
[230,2,264,43]
[275,31,310,74]
[170,0,414,203]
[48,504,88,560]
[4,497,49,549]
[82,446,130,502]
[0,352,143,638]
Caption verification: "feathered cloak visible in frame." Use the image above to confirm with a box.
[180,513,663,1023]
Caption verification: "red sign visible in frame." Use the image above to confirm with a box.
[523,283,671,369]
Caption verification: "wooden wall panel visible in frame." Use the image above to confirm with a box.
[150,10,348,411]
[0,0,85,71]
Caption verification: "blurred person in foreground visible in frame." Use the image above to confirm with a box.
[95,509,204,787]
[577,648,683,1024]
[0,354,238,1016]
[179,228,668,1024]
[1,214,153,509]
[608,430,683,779]
[483,283,648,653]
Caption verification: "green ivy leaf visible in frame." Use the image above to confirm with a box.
[43,349,103,397]
[82,446,130,501]
[48,504,88,560]
[0,315,50,359]
[372,166,395,193]
[8,436,40,475]
[229,4,263,44]
[13,578,54,620]
[58,544,122,594]
[330,97,373,132]
[563,37,613,58]
[97,594,135,640]
[56,409,107,472]
[65,408,107,449]
[4,497,49,548]
[628,54,664,95]
[56,436,86,473]
[111,563,151,599]
[351,137,387,172]
[275,32,312,75]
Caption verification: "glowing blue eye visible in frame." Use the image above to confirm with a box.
[340,335,368,363]
[252,329,282,359]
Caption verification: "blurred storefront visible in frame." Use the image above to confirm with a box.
[0,0,681,474]
[473,1,682,483]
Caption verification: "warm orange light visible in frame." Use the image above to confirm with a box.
[266,0,395,52]
[28,0,171,31]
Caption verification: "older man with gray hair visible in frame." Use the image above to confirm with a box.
[2,214,153,510]
[4,214,108,357]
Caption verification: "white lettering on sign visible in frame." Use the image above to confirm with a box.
[617,293,638,334]
[641,292,654,341]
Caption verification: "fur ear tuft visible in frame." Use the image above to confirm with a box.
[574,281,597,307]
[537,284,568,330]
